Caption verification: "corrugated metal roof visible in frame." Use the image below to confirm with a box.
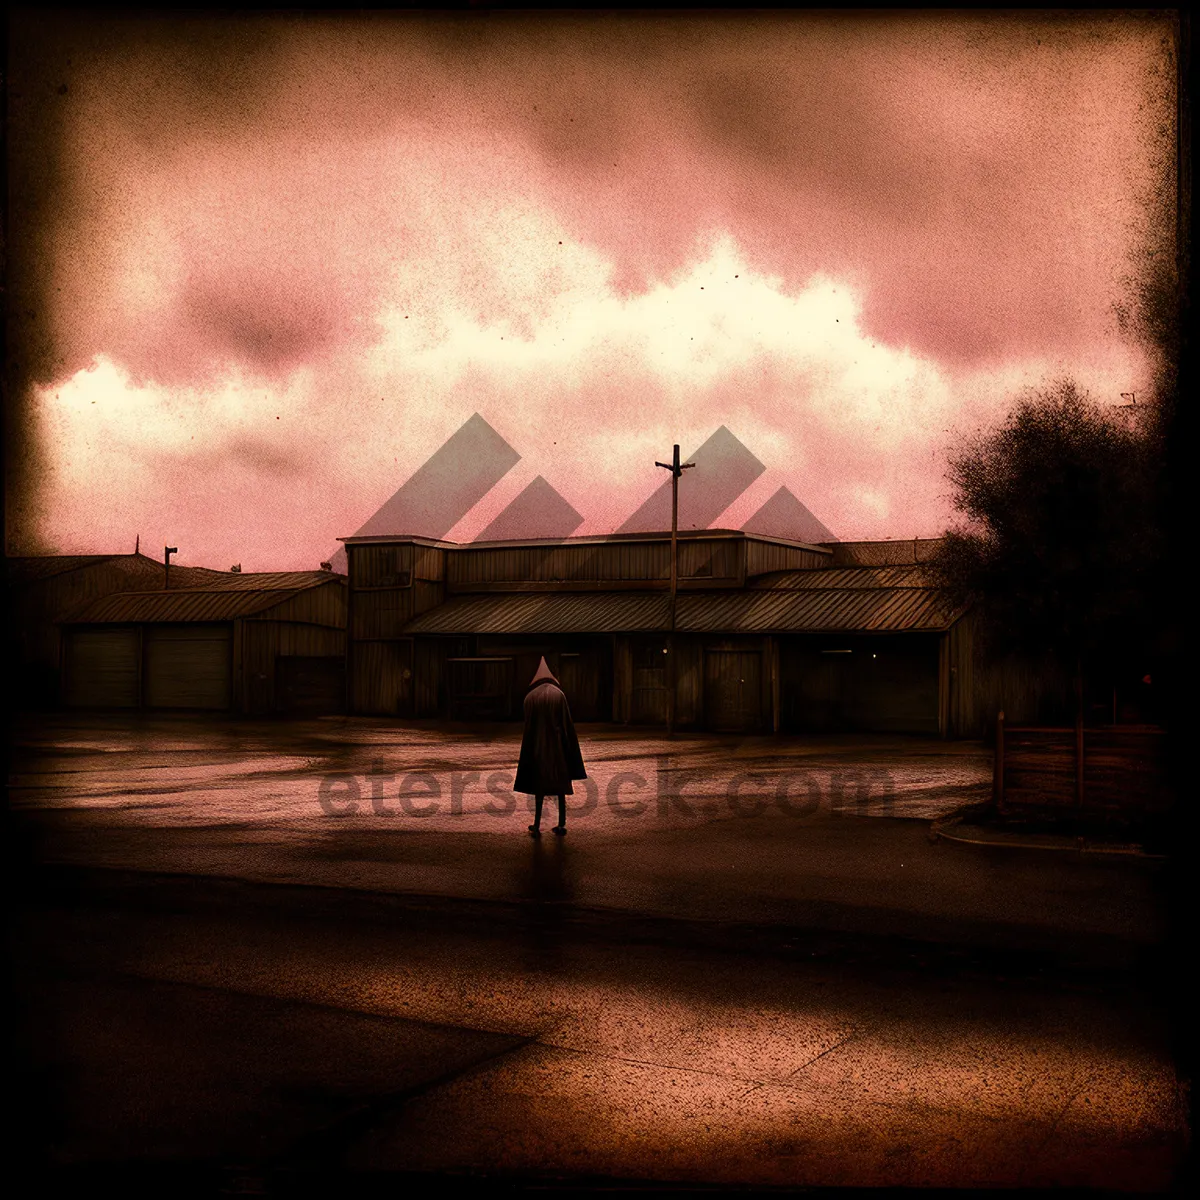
[748,564,933,590]
[7,553,234,589]
[403,582,957,636]
[404,591,671,635]
[677,587,956,633]
[7,554,120,583]
[66,575,342,624]
[68,589,300,624]
[195,570,343,591]
[822,538,945,566]
[342,529,831,553]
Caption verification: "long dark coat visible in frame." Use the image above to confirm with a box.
[514,658,587,796]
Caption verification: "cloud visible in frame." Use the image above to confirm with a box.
[7,11,1173,561]
[30,233,1148,566]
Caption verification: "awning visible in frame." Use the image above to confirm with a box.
[402,583,958,636]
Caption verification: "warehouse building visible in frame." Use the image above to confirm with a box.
[6,552,227,707]
[60,571,347,715]
[339,530,1055,737]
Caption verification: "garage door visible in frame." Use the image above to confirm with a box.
[65,627,140,708]
[144,624,232,710]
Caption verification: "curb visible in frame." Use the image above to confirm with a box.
[929,805,1166,859]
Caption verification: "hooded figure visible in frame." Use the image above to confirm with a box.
[515,656,587,836]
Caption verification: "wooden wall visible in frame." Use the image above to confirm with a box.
[945,612,1074,739]
[351,639,414,716]
[441,535,818,592]
[447,541,673,589]
[608,634,775,731]
[348,543,446,715]
[238,620,345,715]
[998,726,1172,817]
[253,580,346,628]
[744,540,831,576]
[780,633,940,734]
[613,636,633,723]
[11,557,166,704]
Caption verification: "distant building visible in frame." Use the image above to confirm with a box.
[6,552,227,707]
[338,530,1059,736]
[58,571,347,715]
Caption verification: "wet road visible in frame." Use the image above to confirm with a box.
[12,868,1187,1190]
[11,712,990,827]
[9,713,1165,959]
[8,714,1185,1189]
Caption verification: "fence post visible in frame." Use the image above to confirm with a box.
[1076,715,1085,810]
[993,710,1005,812]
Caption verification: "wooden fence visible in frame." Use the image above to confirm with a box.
[993,712,1172,817]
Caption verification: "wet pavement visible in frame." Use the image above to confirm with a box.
[11,868,1187,1191]
[8,713,1166,960]
[7,714,1187,1190]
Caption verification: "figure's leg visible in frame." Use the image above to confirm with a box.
[529,794,543,835]
[553,794,567,834]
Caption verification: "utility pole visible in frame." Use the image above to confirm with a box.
[655,444,695,736]
[164,545,178,589]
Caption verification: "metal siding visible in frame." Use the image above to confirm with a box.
[780,634,940,734]
[64,627,140,708]
[352,589,417,640]
[947,611,1073,738]
[678,538,741,581]
[744,541,830,576]
[349,639,413,715]
[468,635,614,721]
[674,637,704,728]
[446,657,515,720]
[144,624,232,710]
[413,638,451,717]
[354,543,416,588]
[413,545,446,582]
[704,648,764,732]
[245,580,346,627]
[275,656,346,715]
[613,636,633,723]
[239,621,345,715]
[630,635,668,725]
[12,557,168,697]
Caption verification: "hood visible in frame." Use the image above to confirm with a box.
[527,656,560,689]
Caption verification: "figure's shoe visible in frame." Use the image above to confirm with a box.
[552,825,567,836]
[528,824,541,837]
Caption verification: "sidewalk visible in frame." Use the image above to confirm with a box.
[931,802,1169,860]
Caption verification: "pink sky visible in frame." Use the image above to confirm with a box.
[8,12,1177,569]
